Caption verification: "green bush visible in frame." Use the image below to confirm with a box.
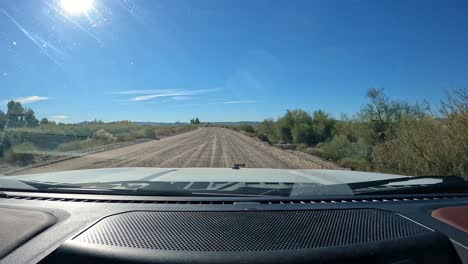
[318,135,353,161]
[258,119,278,143]
[317,135,369,170]
[238,124,256,133]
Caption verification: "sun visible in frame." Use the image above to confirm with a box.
[60,0,94,15]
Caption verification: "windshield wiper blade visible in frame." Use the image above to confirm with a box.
[352,176,468,195]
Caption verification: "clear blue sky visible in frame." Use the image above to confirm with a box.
[1,0,468,123]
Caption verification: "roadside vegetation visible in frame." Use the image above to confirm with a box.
[233,88,467,177]
[0,104,195,168]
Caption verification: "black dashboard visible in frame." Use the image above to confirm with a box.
[0,191,467,264]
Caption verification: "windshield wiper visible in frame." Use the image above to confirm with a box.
[350,176,468,195]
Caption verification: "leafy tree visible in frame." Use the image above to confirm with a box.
[40,118,50,125]
[277,110,313,142]
[190,118,201,124]
[311,110,335,143]
[276,118,292,142]
[292,123,316,145]
[6,100,25,127]
[24,108,39,127]
[258,119,278,142]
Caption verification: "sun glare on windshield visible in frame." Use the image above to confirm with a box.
[60,0,94,15]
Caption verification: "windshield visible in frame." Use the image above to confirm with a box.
[0,0,467,196]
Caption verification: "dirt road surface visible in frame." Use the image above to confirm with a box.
[14,127,340,175]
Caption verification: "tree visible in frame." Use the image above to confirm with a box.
[258,119,278,142]
[0,110,6,131]
[311,110,335,143]
[275,109,336,145]
[277,110,313,142]
[40,118,50,125]
[292,123,316,145]
[358,88,425,144]
[6,100,25,127]
[24,108,39,127]
[190,118,201,124]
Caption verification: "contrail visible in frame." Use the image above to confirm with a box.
[42,0,104,46]
[0,9,63,66]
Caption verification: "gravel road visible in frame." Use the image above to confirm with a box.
[14,127,340,174]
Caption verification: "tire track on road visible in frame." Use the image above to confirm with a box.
[209,133,218,167]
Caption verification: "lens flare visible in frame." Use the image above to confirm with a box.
[60,0,94,15]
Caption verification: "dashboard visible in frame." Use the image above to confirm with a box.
[0,191,467,264]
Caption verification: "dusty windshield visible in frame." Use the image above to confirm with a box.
[0,0,467,188]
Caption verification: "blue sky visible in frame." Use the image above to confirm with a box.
[1,0,468,123]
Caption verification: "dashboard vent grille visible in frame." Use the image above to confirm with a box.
[5,194,465,204]
[259,196,463,204]
[73,210,430,251]
[5,196,234,204]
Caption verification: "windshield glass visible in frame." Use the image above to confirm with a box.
[0,0,467,195]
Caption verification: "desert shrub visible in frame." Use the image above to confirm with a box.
[4,142,39,164]
[318,135,369,170]
[296,143,308,152]
[57,138,99,152]
[94,129,117,142]
[373,89,467,177]
[305,147,324,157]
[319,135,353,161]
[257,133,270,143]
[374,118,467,176]
[140,127,158,139]
[238,124,256,133]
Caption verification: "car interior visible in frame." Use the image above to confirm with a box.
[0,188,467,264]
